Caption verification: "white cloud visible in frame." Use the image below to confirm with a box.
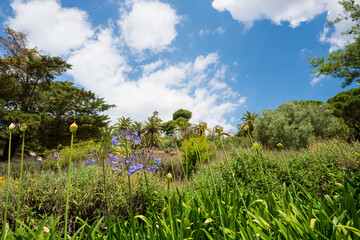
[67,28,130,94]
[6,0,93,56]
[142,60,164,75]
[212,0,328,29]
[211,0,360,54]
[118,0,180,52]
[193,53,219,72]
[310,74,326,86]
[68,38,245,130]
[199,26,225,37]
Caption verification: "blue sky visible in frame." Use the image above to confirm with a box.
[0,0,358,131]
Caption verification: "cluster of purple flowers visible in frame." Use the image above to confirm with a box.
[109,149,161,176]
[85,128,161,176]
[112,128,141,147]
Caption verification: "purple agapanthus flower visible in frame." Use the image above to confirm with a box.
[113,128,141,147]
[109,148,161,176]
[53,151,60,160]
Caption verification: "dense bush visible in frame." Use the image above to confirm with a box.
[43,140,100,169]
[253,100,349,149]
[327,87,360,140]
[180,137,214,175]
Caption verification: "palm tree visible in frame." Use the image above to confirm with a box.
[114,116,132,131]
[238,111,260,137]
[144,112,163,147]
[174,117,192,139]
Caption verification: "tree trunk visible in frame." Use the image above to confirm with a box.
[0,135,21,162]
[150,133,154,148]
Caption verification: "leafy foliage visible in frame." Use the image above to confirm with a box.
[327,87,360,140]
[172,108,192,121]
[253,100,349,149]
[237,111,260,137]
[43,140,100,169]
[180,137,214,175]
[143,111,163,147]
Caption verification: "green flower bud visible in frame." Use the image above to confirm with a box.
[70,121,78,132]
[19,123,27,132]
[8,123,16,130]
[167,173,173,182]
[277,142,283,148]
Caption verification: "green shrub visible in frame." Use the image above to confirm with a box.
[180,137,214,175]
[253,100,349,149]
[43,140,100,169]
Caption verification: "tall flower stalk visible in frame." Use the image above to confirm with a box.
[246,127,269,193]
[166,173,175,240]
[213,124,257,238]
[109,127,161,239]
[277,143,295,193]
[15,123,27,231]
[201,123,227,240]
[64,121,77,239]
[4,123,15,230]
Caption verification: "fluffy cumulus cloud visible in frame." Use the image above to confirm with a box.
[118,0,180,52]
[5,0,93,56]
[211,0,359,50]
[212,0,328,29]
[69,45,245,130]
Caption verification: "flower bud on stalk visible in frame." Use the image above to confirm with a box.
[70,121,78,132]
[8,123,16,131]
[214,125,223,134]
[199,122,207,129]
[19,123,27,132]
[167,173,173,182]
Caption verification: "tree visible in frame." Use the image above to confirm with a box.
[308,0,360,87]
[237,111,260,137]
[114,116,132,131]
[162,120,177,136]
[172,108,192,121]
[253,101,348,149]
[327,87,360,140]
[144,111,163,147]
[0,28,114,160]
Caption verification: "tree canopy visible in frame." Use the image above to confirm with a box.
[327,87,360,140]
[0,28,114,160]
[308,0,360,87]
[253,101,348,149]
[172,108,192,121]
